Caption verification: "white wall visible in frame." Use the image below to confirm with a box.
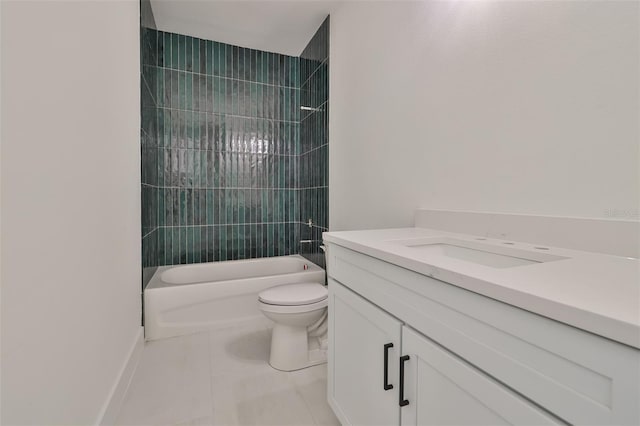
[1,1,142,424]
[329,1,639,231]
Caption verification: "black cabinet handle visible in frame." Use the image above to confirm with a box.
[399,355,410,407]
[383,343,394,390]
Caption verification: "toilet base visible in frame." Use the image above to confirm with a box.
[268,324,327,371]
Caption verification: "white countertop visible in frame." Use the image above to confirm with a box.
[323,227,640,349]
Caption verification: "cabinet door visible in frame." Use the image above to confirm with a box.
[328,279,402,426]
[400,327,563,426]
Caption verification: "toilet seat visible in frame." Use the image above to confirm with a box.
[258,298,327,314]
[258,282,328,306]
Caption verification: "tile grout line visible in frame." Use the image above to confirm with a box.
[143,64,301,91]
[150,106,301,125]
[300,57,329,89]
[141,73,158,108]
[299,142,328,157]
[142,227,157,240]
[142,184,307,190]
[143,148,303,157]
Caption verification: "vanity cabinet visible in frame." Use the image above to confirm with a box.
[326,244,640,426]
[328,281,560,426]
[328,280,401,425]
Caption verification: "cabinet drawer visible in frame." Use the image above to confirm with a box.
[328,244,640,425]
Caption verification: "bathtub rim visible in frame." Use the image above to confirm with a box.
[145,254,324,291]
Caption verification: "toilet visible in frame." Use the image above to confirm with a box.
[258,282,328,371]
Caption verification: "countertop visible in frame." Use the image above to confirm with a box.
[323,227,640,349]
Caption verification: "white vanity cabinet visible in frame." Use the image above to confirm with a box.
[326,243,640,426]
[328,281,402,425]
[328,280,560,426]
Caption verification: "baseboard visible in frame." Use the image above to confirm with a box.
[96,326,144,425]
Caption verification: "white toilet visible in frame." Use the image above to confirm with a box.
[258,282,328,371]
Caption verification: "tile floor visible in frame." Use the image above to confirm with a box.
[115,322,340,426]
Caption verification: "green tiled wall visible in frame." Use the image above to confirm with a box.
[141,18,329,276]
[299,17,330,268]
[141,22,159,285]
[141,28,301,269]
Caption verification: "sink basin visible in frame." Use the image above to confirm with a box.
[389,238,568,269]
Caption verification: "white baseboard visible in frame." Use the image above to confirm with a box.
[96,327,144,425]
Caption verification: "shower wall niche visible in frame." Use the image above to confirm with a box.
[141,18,329,280]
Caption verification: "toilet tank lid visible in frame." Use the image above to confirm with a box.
[259,283,328,306]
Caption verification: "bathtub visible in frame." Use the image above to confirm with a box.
[144,255,325,341]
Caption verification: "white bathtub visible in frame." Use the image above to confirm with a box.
[144,255,325,341]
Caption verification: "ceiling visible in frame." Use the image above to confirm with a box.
[150,0,339,57]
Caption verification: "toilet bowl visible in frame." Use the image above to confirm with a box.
[258,282,328,371]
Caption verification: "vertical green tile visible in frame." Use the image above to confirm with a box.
[229,80,236,116]
[156,67,164,108]
[181,226,188,263]
[206,188,214,224]
[185,35,192,71]
[179,72,186,110]
[193,147,200,187]
[156,139,164,185]
[194,112,201,150]
[170,227,178,264]
[180,189,187,226]
[186,72,192,110]
[266,224,274,257]
[228,187,235,226]
[244,48,251,81]
[219,43,227,78]
[207,40,214,76]
[234,224,241,260]
[210,77,217,114]
[219,225,226,261]
[227,224,233,260]
[192,38,199,74]
[193,74,200,111]
[255,51,263,84]
[234,45,241,80]
[185,226,192,263]
[207,226,215,262]
[171,33,179,69]
[237,188,245,225]
[178,34,186,70]
[256,84,263,118]
[193,226,201,263]
[163,32,171,67]
[204,150,211,188]
[225,43,233,79]
[187,110,194,149]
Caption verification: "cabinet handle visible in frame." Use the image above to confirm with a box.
[383,343,394,390]
[399,355,410,407]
